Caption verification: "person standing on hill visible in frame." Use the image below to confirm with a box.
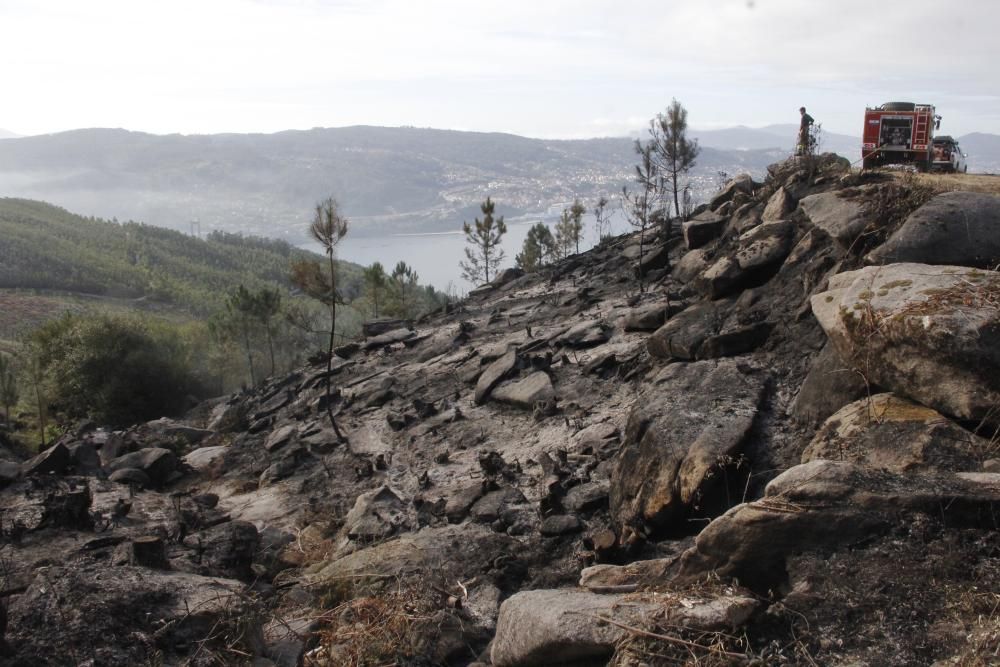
[797,106,815,155]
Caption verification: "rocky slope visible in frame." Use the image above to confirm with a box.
[2,158,1000,666]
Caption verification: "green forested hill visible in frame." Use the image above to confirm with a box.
[0,197,364,315]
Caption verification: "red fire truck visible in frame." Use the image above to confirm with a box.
[861,102,941,171]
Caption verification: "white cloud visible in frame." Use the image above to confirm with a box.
[1,0,997,137]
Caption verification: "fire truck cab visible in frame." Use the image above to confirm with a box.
[862,102,941,171]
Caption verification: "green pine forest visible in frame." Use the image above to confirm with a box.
[0,197,448,446]
[0,198,364,314]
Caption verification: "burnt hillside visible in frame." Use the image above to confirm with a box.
[3,158,1000,666]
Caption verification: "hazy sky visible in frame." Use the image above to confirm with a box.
[2,0,997,139]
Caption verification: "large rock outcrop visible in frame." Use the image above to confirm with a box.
[790,342,870,427]
[474,348,518,404]
[674,460,1000,592]
[491,588,758,667]
[867,191,1000,268]
[106,447,179,486]
[802,393,990,473]
[800,190,872,247]
[491,371,555,410]
[646,300,771,361]
[811,263,1000,422]
[611,359,766,544]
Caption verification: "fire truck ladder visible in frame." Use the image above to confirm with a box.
[913,106,931,146]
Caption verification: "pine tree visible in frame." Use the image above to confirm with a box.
[554,199,586,259]
[516,222,556,272]
[225,284,260,386]
[460,197,507,285]
[253,286,282,377]
[554,209,574,260]
[648,99,701,219]
[0,353,18,426]
[389,261,419,318]
[622,140,662,293]
[569,199,586,254]
[24,349,48,447]
[218,284,282,383]
[363,262,388,318]
[292,197,348,441]
[593,196,612,241]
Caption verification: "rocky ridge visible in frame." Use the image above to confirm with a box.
[2,158,1000,666]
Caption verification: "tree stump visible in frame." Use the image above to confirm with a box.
[127,536,168,569]
[39,488,94,530]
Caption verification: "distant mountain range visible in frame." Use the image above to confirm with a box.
[956,133,1000,171]
[0,129,21,140]
[0,125,995,239]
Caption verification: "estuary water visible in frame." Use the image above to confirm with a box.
[307,212,631,294]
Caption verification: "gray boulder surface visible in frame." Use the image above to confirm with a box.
[800,190,871,247]
[682,211,728,249]
[611,359,766,543]
[474,348,518,404]
[761,185,794,221]
[183,444,228,471]
[579,554,685,593]
[343,485,410,540]
[735,219,794,271]
[106,447,178,486]
[184,520,261,579]
[557,319,610,348]
[363,317,412,337]
[622,300,684,331]
[108,467,152,488]
[363,327,416,351]
[811,263,1000,421]
[867,191,1000,268]
[697,255,745,298]
[646,301,729,360]
[790,342,869,427]
[674,460,1000,592]
[708,172,757,210]
[646,299,770,361]
[673,247,709,282]
[21,443,70,476]
[491,588,758,666]
[144,417,213,444]
[539,514,582,536]
[491,371,555,409]
[802,393,990,473]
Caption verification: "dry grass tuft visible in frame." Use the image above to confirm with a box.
[611,626,755,666]
[305,583,438,667]
[942,585,1000,666]
[605,578,793,666]
[843,174,937,257]
[905,171,1000,196]
[609,611,820,667]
